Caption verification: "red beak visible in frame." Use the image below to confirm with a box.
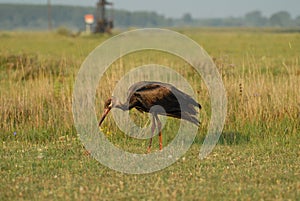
[99,108,111,127]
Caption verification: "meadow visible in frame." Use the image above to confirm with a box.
[0,28,299,200]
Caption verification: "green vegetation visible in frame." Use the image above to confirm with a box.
[0,29,299,200]
[1,4,300,30]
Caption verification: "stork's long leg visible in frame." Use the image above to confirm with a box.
[147,115,156,153]
[154,114,163,150]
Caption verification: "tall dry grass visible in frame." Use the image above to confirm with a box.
[0,30,299,145]
[0,53,75,141]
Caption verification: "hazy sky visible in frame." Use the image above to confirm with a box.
[1,0,299,18]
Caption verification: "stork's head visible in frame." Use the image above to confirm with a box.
[99,97,120,126]
[99,98,113,126]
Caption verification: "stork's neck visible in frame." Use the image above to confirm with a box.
[115,101,129,111]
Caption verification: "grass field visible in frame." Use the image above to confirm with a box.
[0,28,299,200]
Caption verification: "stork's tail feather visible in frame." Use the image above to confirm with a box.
[181,112,200,126]
[188,116,200,126]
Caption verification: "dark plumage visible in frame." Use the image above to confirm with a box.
[99,81,201,152]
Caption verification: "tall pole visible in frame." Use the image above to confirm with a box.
[101,0,105,22]
[48,0,52,31]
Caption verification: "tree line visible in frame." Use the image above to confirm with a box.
[0,4,299,31]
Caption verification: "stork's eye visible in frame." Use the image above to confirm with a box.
[104,99,112,108]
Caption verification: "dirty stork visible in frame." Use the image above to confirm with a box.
[98,81,201,153]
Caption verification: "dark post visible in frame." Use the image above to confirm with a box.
[95,0,114,33]
[101,0,105,22]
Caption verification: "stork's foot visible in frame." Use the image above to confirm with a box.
[84,150,91,156]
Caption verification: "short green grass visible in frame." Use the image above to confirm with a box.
[0,29,299,200]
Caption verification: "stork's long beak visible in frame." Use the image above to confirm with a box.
[98,108,111,126]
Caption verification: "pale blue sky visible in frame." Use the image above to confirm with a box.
[1,0,299,18]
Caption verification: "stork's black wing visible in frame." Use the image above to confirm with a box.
[126,81,201,125]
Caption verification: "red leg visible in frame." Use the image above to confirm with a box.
[147,115,156,153]
[155,115,163,150]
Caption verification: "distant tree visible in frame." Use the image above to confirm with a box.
[182,13,193,24]
[295,16,300,27]
[244,10,268,26]
[114,11,132,27]
[270,11,292,27]
[223,17,244,27]
[2,4,300,30]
